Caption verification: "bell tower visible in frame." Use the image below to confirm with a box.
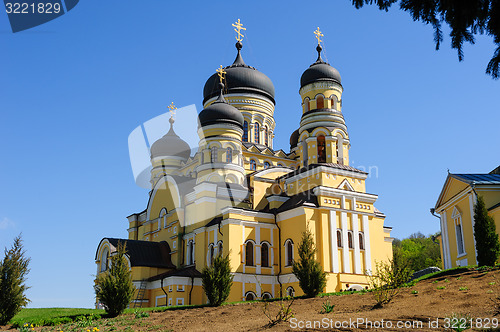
[294,28,350,167]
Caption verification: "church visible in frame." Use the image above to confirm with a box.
[95,23,393,308]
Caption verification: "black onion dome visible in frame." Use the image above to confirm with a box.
[199,83,244,128]
[203,42,275,104]
[290,129,300,149]
[300,45,341,88]
[150,118,191,160]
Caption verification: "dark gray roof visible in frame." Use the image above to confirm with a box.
[97,238,175,269]
[150,119,191,160]
[203,42,275,104]
[300,45,341,88]
[276,190,318,213]
[147,266,202,281]
[451,174,500,185]
[198,98,244,129]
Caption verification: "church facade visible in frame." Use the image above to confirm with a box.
[95,26,393,308]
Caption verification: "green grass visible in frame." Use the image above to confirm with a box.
[10,308,105,328]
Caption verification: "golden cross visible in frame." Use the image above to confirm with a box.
[216,65,226,84]
[167,102,177,117]
[232,19,246,42]
[314,27,323,45]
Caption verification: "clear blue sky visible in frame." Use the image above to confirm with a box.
[0,1,498,308]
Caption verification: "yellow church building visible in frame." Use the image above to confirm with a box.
[434,166,500,269]
[95,24,393,308]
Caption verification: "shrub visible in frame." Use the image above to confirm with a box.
[474,195,500,267]
[262,296,294,326]
[201,253,233,306]
[292,228,326,297]
[94,241,135,317]
[368,256,412,307]
[0,235,31,325]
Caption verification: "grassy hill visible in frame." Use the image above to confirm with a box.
[1,267,499,332]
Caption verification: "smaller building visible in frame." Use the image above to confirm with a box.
[434,166,500,269]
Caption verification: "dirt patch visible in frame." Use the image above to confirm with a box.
[2,268,499,331]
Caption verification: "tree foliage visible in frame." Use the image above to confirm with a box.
[94,242,135,317]
[352,0,500,79]
[0,235,31,325]
[201,253,233,306]
[473,195,500,266]
[393,232,442,272]
[292,229,327,297]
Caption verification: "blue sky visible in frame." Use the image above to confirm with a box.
[0,1,498,308]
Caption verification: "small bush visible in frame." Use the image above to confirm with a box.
[201,253,233,306]
[262,296,294,326]
[474,195,500,267]
[94,242,135,317]
[411,290,418,294]
[320,300,335,313]
[459,287,468,291]
[437,286,446,290]
[368,257,412,307]
[134,309,149,319]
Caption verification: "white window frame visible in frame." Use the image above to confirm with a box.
[452,206,466,257]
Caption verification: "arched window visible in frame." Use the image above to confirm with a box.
[245,241,254,266]
[243,121,249,142]
[348,231,354,249]
[218,241,223,255]
[286,286,295,297]
[264,161,270,169]
[303,98,310,112]
[264,126,268,146]
[262,292,272,300]
[187,240,194,265]
[100,247,109,272]
[159,208,167,229]
[317,135,326,163]
[261,243,269,267]
[254,122,260,144]
[226,147,232,163]
[285,239,294,266]
[337,230,342,247]
[316,95,324,109]
[207,244,215,266]
[245,292,256,301]
[277,163,283,167]
[211,146,217,163]
[452,207,465,255]
[359,233,365,250]
[250,159,256,171]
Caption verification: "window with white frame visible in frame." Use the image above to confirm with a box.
[208,244,215,265]
[347,231,354,249]
[245,241,254,266]
[452,207,465,255]
[359,232,365,250]
[245,291,256,301]
[285,239,294,266]
[177,285,185,292]
[261,242,270,267]
[226,147,232,163]
[336,229,342,247]
[286,286,295,297]
[100,247,109,272]
[176,298,184,306]
[187,240,194,265]
[211,146,217,163]
[159,208,167,230]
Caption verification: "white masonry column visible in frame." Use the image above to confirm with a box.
[352,211,361,274]
[341,211,350,273]
[256,226,261,275]
[362,215,372,274]
[440,210,452,269]
[329,210,339,273]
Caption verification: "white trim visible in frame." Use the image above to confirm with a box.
[469,192,478,263]
[155,295,166,307]
[285,166,366,185]
[313,186,378,203]
[441,210,452,269]
[352,213,361,274]
[149,277,202,290]
[329,210,339,273]
[276,206,306,221]
[362,215,372,274]
[337,178,355,191]
[221,207,274,219]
